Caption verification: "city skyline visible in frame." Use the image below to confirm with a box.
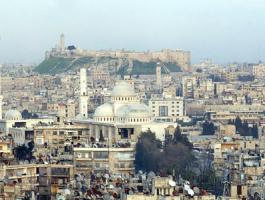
[0,0,265,64]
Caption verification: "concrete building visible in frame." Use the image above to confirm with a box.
[0,109,54,135]
[182,76,196,98]
[47,101,76,119]
[252,63,265,78]
[0,164,73,199]
[71,81,177,174]
[149,96,184,122]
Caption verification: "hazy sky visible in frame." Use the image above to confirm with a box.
[0,0,265,64]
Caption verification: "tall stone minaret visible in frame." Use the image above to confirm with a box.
[0,64,2,120]
[79,68,88,118]
[156,62,162,88]
[59,33,65,52]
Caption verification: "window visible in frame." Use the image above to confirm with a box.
[159,106,168,117]
[94,152,108,159]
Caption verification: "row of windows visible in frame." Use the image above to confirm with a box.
[95,117,114,122]
[95,117,151,123]
[152,109,181,113]
[152,101,181,104]
[152,105,181,108]
[12,132,23,138]
[51,131,82,136]
[112,97,137,101]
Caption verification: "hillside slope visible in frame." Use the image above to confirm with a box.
[34,56,181,75]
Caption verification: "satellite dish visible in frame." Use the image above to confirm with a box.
[104,174,110,179]
[109,184,115,189]
[56,195,66,200]
[64,189,71,195]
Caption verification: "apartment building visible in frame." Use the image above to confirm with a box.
[149,96,184,122]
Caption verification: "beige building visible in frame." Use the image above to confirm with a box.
[0,164,73,199]
[47,101,76,119]
[219,124,236,137]
[252,63,265,78]
[182,76,196,98]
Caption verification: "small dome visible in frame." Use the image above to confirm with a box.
[5,109,22,120]
[126,104,152,118]
[111,82,135,97]
[94,103,114,118]
[116,105,130,117]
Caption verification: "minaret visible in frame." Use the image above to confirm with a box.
[79,68,88,118]
[156,62,162,88]
[59,33,65,52]
[0,64,2,120]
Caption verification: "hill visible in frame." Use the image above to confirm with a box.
[34,56,182,75]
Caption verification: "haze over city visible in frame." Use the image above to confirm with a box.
[1,0,265,64]
[3,1,265,199]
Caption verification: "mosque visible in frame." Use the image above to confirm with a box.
[93,81,152,124]
[75,69,176,142]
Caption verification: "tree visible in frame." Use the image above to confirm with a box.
[21,109,39,119]
[232,117,259,138]
[14,141,35,161]
[202,121,215,135]
[134,128,223,195]
[252,124,259,139]
[197,165,223,195]
[135,128,195,176]
[173,125,193,149]
[235,116,242,131]
[238,75,254,82]
[135,130,162,172]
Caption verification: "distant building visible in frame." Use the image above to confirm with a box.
[182,76,196,98]
[252,63,265,78]
[149,96,184,122]
[0,109,53,135]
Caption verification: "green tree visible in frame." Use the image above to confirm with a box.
[173,125,193,149]
[202,121,215,135]
[252,124,259,138]
[235,116,242,131]
[135,130,162,172]
[14,141,34,161]
[135,128,195,177]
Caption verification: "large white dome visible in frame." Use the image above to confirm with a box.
[5,109,22,120]
[111,82,135,97]
[94,103,114,117]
